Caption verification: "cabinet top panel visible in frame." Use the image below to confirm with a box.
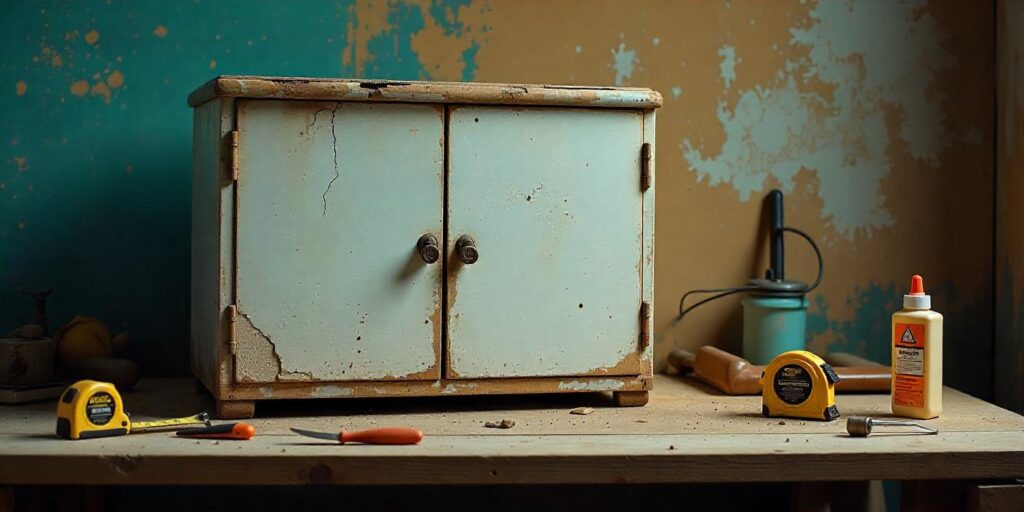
[188,76,662,109]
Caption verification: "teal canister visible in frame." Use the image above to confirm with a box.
[741,295,809,365]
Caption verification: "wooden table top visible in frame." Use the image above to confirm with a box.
[2,376,1022,486]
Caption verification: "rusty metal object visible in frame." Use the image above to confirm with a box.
[640,142,653,191]
[28,289,53,336]
[846,416,938,437]
[417,234,440,264]
[455,235,478,265]
[639,302,652,350]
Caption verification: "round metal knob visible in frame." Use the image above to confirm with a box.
[455,235,478,265]
[417,234,440,264]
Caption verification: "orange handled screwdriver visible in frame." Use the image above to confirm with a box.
[176,423,256,440]
[290,426,423,445]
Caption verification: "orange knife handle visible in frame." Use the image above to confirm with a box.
[340,427,423,445]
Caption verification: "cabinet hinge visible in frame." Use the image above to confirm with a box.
[227,130,239,182]
[639,301,652,351]
[226,304,238,356]
[640,143,652,191]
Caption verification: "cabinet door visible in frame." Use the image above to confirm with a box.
[232,100,443,382]
[446,106,646,379]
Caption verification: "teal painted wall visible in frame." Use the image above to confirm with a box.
[1,0,478,374]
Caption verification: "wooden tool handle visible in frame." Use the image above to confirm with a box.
[666,349,696,371]
[340,427,423,445]
[670,346,891,395]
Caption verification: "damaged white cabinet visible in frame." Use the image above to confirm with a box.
[189,77,660,419]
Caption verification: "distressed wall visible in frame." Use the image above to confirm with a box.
[996,0,1024,413]
[1,0,996,398]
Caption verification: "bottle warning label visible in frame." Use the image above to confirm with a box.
[894,323,926,407]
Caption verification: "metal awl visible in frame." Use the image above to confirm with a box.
[846,416,938,437]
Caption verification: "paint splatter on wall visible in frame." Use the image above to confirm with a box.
[0,0,996,401]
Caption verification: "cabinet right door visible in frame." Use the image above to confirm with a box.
[446,106,646,379]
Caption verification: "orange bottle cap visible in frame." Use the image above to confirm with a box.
[910,275,925,295]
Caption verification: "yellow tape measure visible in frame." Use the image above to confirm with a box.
[56,380,209,440]
[760,350,841,421]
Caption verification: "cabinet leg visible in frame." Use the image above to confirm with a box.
[216,399,255,419]
[613,390,649,407]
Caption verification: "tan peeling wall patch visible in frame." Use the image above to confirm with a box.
[90,81,111,103]
[84,29,99,45]
[106,70,124,88]
[69,80,89,96]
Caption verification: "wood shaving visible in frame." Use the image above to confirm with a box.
[569,407,595,415]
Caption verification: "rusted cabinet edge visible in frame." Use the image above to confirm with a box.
[188,76,663,109]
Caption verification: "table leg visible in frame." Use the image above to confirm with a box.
[902,480,966,512]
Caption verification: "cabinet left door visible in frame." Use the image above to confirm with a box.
[231,100,444,383]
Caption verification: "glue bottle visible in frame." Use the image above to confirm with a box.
[891,275,943,419]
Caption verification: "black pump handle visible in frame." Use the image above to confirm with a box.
[767,189,784,281]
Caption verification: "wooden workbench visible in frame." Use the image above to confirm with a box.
[1,376,1022,487]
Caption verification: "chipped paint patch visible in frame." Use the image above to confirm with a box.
[153,25,168,38]
[234,312,313,383]
[671,86,682,98]
[84,30,99,45]
[310,384,355,397]
[558,379,626,392]
[684,0,953,238]
[106,70,124,88]
[718,44,738,89]
[15,81,27,96]
[91,81,111,103]
[441,382,478,394]
[610,43,636,86]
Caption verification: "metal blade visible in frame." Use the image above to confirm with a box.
[290,427,338,441]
